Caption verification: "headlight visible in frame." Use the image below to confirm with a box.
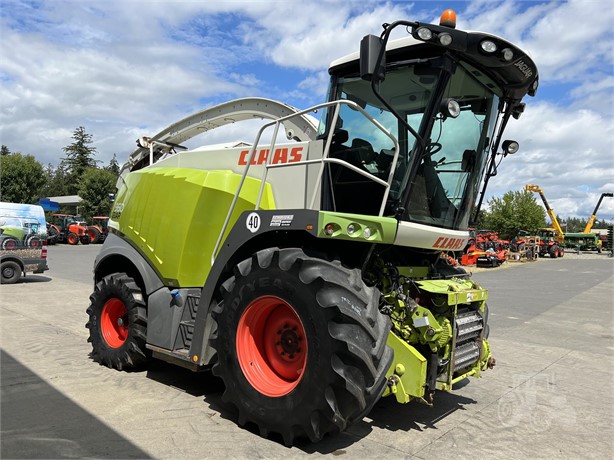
[501,48,514,61]
[480,40,497,53]
[441,98,461,118]
[439,33,453,46]
[416,27,433,41]
[502,140,519,155]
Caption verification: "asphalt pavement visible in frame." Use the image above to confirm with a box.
[1,245,613,459]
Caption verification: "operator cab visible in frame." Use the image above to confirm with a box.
[321,11,538,231]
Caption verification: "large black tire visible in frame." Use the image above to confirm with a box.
[67,232,79,245]
[1,260,22,284]
[1,236,20,250]
[211,247,393,445]
[548,245,559,258]
[47,225,59,245]
[87,227,101,244]
[86,273,148,370]
[25,235,42,249]
[80,234,91,245]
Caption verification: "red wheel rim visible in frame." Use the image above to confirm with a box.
[68,234,77,244]
[101,298,128,348]
[4,240,17,249]
[236,296,307,397]
[88,230,97,242]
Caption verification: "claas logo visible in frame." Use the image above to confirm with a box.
[238,147,303,166]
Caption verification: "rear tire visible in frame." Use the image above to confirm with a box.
[26,235,42,249]
[87,227,101,244]
[211,247,393,445]
[86,273,148,370]
[549,245,559,258]
[1,260,21,284]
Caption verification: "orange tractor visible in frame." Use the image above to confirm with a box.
[49,214,90,245]
[87,216,109,244]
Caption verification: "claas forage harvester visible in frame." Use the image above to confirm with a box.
[86,10,538,445]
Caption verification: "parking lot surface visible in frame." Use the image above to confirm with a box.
[1,245,613,459]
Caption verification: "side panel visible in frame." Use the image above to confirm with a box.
[147,140,323,210]
[395,220,469,251]
[110,168,276,288]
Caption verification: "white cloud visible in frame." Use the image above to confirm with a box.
[483,101,614,218]
[0,0,612,220]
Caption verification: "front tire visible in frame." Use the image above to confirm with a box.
[211,248,393,445]
[67,232,79,245]
[86,273,148,370]
[1,260,22,284]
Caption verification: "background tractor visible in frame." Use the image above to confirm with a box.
[86,216,109,244]
[49,214,91,245]
[86,10,538,445]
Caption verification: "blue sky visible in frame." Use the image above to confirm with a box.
[1,0,613,219]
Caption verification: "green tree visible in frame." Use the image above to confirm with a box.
[40,163,71,198]
[0,152,45,203]
[482,190,546,239]
[105,154,120,175]
[62,126,99,193]
[1,145,10,156]
[77,167,117,219]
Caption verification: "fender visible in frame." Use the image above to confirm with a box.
[94,232,165,295]
[189,209,319,364]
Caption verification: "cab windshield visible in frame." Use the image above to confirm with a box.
[327,59,500,230]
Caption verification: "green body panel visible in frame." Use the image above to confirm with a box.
[317,211,398,244]
[397,266,430,278]
[382,331,427,403]
[383,277,490,402]
[111,167,275,287]
[417,278,488,306]
[0,227,27,240]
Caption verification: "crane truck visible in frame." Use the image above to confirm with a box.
[86,10,539,444]
[525,184,565,258]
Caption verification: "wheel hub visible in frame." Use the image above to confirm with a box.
[101,298,128,348]
[236,295,308,397]
[277,326,302,359]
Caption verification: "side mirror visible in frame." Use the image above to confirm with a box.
[462,149,476,172]
[360,35,386,82]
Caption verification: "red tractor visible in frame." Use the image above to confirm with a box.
[87,216,109,244]
[49,214,91,245]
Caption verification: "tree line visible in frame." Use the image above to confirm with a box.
[477,190,610,238]
[0,127,120,219]
[1,130,610,235]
